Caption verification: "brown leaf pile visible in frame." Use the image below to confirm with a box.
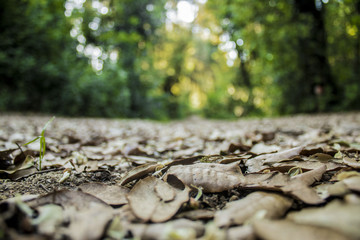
[0,113,360,239]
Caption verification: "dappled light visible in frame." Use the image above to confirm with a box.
[0,0,360,118]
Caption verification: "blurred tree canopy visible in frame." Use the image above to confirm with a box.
[0,0,359,119]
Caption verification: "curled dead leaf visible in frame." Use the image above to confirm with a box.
[253,219,349,240]
[127,176,190,222]
[26,190,113,240]
[128,218,204,240]
[79,183,129,206]
[227,225,255,240]
[163,162,243,193]
[241,166,326,204]
[246,146,303,172]
[119,163,158,186]
[343,157,360,169]
[287,200,360,239]
[215,191,293,227]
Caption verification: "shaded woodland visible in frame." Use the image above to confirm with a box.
[0,0,359,119]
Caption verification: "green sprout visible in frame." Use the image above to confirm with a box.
[24,116,55,171]
[288,166,303,177]
[191,184,203,201]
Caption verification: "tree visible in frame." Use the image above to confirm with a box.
[0,0,82,113]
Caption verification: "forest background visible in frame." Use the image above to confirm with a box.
[0,0,359,120]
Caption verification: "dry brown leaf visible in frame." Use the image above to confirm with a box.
[316,175,360,198]
[27,190,114,240]
[326,181,350,196]
[335,170,360,181]
[343,176,360,192]
[127,176,190,222]
[246,146,303,172]
[227,225,255,240]
[241,166,326,204]
[172,146,201,158]
[78,183,129,206]
[281,165,326,204]
[154,180,176,202]
[163,162,243,193]
[126,155,159,164]
[0,148,18,169]
[119,163,158,186]
[287,200,360,239]
[176,209,215,220]
[27,189,109,209]
[32,204,64,236]
[0,148,35,174]
[344,194,360,205]
[309,153,333,162]
[343,157,360,169]
[300,146,324,156]
[214,191,293,227]
[262,146,303,164]
[243,172,289,191]
[63,203,113,240]
[167,155,204,167]
[128,218,204,240]
[250,143,280,155]
[253,219,349,240]
[290,164,326,186]
[271,160,344,172]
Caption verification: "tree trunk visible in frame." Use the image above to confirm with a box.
[236,47,254,115]
[294,0,336,112]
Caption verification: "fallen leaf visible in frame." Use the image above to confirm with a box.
[227,225,255,240]
[343,157,360,169]
[287,200,360,239]
[335,170,360,181]
[128,218,204,240]
[31,204,63,236]
[343,176,360,192]
[26,190,114,240]
[127,176,190,222]
[27,189,109,210]
[63,203,113,240]
[326,181,350,196]
[253,219,349,240]
[176,209,214,220]
[309,153,333,161]
[79,183,129,206]
[250,143,280,155]
[344,194,360,205]
[0,148,35,174]
[271,160,344,172]
[241,166,326,204]
[154,181,176,202]
[105,216,126,240]
[214,191,293,227]
[227,143,251,153]
[201,222,227,240]
[281,165,326,204]
[119,163,158,186]
[164,162,243,193]
[246,146,303,172]
[0,148,17,169]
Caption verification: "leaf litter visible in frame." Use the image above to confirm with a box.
[0,113,360,239]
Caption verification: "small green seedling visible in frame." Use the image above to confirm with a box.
[24,116,55,171]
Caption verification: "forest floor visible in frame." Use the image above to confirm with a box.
[1,113,360,240]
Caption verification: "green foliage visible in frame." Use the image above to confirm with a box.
[0,0,359,119]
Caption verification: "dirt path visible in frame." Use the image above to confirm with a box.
[1,113,360,239]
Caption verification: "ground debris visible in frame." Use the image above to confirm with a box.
[0,113,359,239]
